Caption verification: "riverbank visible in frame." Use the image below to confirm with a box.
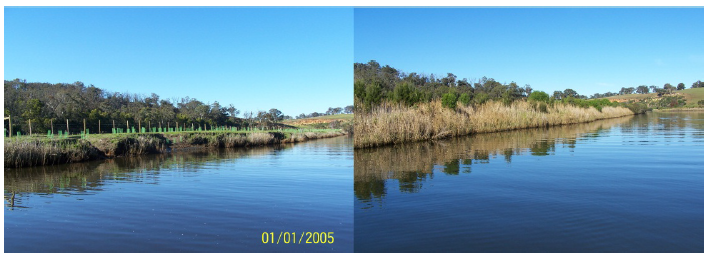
[653,107,704,112]
[354,100,634,148]
[4,130,347,168]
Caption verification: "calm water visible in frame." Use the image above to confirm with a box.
[5,136,353,253]
[355,112,703,253]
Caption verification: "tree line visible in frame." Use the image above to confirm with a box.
[295,105,354,119]
[354,60,703,110]
[4,79,351,135]
[589,81,704,99]
[355,61,534,109]
[354,61,587,110]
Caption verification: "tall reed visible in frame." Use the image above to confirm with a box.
[354,100,634,148]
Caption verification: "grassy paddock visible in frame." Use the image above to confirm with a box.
[282,114,354,131]
[5,130,346,168]
[354,100,634,148]
[602,88,703,107]
[678,87,704,104]
[283,114,354,122]
[604,93,657,101]
[307,114,354,120]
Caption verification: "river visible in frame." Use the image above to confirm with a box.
[354,112,703,252]
[5,136,354,253]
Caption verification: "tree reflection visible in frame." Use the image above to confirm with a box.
[353,178,386,201]
[356,112,703,206]
[442,160,460,175]
[398,171,432,193]
[530,140,555,156]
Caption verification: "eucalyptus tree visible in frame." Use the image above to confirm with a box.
[691,80,703,88]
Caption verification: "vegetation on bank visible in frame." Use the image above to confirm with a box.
[5,129,346,168]
[4,79,352,167]
[355,61,661,113]
[653,108,705,112]
[354,61,639,148]
[4,79,353,137]
[354,100,633,148]
[677,87,705,105]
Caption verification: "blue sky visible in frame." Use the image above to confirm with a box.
[355,8,704,96]
[5,7,353,117]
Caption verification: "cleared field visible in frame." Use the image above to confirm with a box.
[283,114,354,126]
[602,87,703,106]
[677,87,704,104]
[285,114,353,121]
[604,93,657,101]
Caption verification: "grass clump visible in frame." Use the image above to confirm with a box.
[4,139,100,168]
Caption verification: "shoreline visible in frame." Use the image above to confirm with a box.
[354,100,636,149]
[652,108,704,112]
[4,130,347,168]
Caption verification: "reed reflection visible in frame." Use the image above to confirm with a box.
[354,115,639,206]
[355,111,703,207]
[4,145,293,209]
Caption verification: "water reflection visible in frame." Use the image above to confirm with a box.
[4,145,292,209]
[354,111,703,206]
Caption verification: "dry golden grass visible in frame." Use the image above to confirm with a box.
[354,100,634,148]
[4,139,100,168]
[246,132,275,145]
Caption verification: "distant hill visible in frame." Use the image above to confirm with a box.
[603,87,703,107]
[677,87,704,105]
[283,114,354,126]
[604,93,657,102]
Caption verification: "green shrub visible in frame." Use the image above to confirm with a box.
[391,82,423,106]
[652,95,686,109]
[365,83,383,107]
[528,91,550,103]
[354,80,366,101]
[502,90,514,106]
[441,92,458,109]
[593,104,603,112]
[459,93,471,106]
[623,102,649,114]
[586,99,603,112]
[474,92,489,105]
